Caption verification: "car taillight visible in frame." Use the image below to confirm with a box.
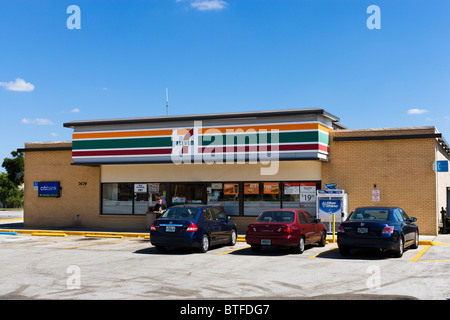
[150,222,156,231]
[186,223,198,232]
[382,226,394,235]
[337,225,345,233]
[281,226,293,233]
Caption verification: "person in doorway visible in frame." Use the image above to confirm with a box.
[153,198,167,218]
[155,193,166,205]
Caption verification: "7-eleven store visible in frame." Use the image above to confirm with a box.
[21,108,450,235]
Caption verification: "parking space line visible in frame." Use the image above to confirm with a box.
[64,238,131,249]
[217,246,251,255]
[410,245,431,262]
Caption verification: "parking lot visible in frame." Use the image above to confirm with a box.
[1,216,450,301]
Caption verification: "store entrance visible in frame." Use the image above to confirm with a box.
[170,183,207,205]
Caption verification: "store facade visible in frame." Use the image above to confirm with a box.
[21,108,450,235]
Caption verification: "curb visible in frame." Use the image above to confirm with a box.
[0,228,445,246]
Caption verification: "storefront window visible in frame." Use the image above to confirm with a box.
[102,183,168,215]
[102,183,134,214]
[207,182,239,216]
[243,182,280,216]
[282,181,319,214]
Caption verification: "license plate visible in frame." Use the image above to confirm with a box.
[357,227,368,234]
[166,226,176,232]
[261,239,271,245]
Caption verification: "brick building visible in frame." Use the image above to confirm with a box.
[20,109,450,235]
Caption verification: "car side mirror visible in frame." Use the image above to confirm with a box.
[315,218,321,223]
[410,217,417,222]
[226,215,231,222]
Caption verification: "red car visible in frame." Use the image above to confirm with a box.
[246,209,327,253]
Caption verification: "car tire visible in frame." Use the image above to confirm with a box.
[294,236,305,254]
[200,234,210,253]
[410,230,419,249]
[228,229,237,246]
[393,236,404,258]
[318,231,326,247]
[251,244,261,253]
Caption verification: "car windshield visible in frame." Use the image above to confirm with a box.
[256,211,295,223]
[347,208,390,221]
[160,207,198,220]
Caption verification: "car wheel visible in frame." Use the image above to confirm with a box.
[251,244,261,253]
[393,236,404,258]
[200,234,210,253]
[410,230,419,249]
[294,236,305,254]
[318,231,326,247]
[339,245,351,256]
[228,229,237,246]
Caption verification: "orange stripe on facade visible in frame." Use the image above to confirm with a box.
[199,123,330,134]
[72,123,330,140]
[73,129,173,140]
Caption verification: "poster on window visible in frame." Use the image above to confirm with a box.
[244,183,259,194]
[224,183,239,195]
[284,183,300,195]
[263,183,279,194]
[300,183,316,203]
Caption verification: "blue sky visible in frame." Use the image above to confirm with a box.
[1,0,449,168]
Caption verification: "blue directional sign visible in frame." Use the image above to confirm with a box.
[436,161,448,172]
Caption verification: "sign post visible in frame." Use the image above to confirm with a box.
[316,185,348,235]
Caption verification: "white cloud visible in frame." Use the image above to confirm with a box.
[0,78,35,92]
[51,132,59,137]
[21,118,54,125]
[70,108,80,113]
[407,108,429,115]
[177,0,227,11]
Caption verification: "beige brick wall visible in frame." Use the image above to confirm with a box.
[23,142,146,230]
[322,127,438,235]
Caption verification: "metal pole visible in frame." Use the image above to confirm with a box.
[332,213,336,243]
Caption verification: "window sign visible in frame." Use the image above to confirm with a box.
[38,182,60,198]
[134,184,147,193]
[284,183,299,195]
[300,183,316,203]
[244,183,259,194]
[224,183,239,195]
[263,183,279,194]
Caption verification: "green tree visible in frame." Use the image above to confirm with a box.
[2,151,24,186]
[1,151,24,208]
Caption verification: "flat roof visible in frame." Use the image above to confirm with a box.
[63,108,340,128]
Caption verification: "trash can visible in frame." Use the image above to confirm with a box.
[146,207,156,229]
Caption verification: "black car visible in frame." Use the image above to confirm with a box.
[150,205,238,253]
[337,206,419,257]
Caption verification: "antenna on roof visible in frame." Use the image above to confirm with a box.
[166,88,169,116]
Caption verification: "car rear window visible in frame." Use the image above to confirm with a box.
[161,207,198,220]
[347,208,390,221]
[256,211,295,223]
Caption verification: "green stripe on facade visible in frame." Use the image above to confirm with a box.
[73,137,173,150]
[72,131,328,150]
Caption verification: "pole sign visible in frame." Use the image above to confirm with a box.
[38,182,60,197]
[318,199,342,222]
